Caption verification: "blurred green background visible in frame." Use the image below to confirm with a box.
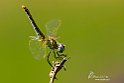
[0,0,124,83]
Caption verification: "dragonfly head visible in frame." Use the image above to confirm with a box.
[57,43,65,53]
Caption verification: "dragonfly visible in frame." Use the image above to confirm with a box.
[22,5,66,67]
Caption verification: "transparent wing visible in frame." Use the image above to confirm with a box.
[29,36,46,60]
[45,19,61,37]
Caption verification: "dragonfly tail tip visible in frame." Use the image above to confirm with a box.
[22,5,26,9]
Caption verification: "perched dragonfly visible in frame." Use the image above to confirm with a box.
[22,5,66,67]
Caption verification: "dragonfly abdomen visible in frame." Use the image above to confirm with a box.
[22,5,45,40]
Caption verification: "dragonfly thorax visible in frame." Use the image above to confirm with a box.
[46,39,58,49]
[46,39,65,53]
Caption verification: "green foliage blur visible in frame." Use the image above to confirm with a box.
[0,0,124,83]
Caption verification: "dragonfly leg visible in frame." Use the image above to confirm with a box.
[55,52,67,60]
[53,50,58,59]
[47,51,53,67]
